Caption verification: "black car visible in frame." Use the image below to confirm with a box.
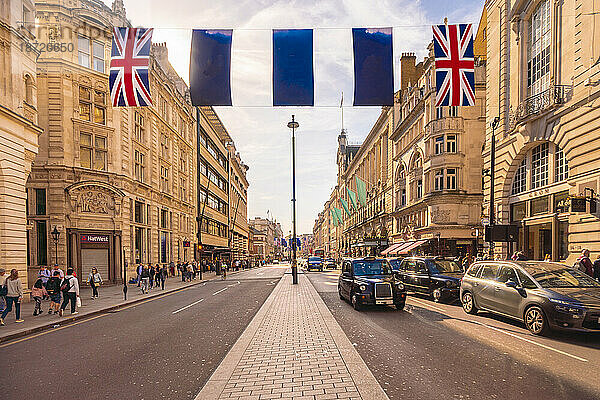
[387,257,404,272]
[396,257,464,302]
[338,257,407,311]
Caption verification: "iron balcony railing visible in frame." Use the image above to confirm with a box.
[509,85,573,129]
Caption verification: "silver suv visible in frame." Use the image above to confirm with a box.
[460,261,600,335]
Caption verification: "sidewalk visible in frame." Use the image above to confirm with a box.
[0,270,229,343]
[196,272,388,400]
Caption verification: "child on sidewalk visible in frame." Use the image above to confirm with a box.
[31,278,47,316]
[45,271,62,314]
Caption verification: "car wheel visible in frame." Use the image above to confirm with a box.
[339,287,344,300]
[432,289,442,303]
[351,292,362,311]
[394,300,405,310]
[461,291,478,315]
[524,306,549,336]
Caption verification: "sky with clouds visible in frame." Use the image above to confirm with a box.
[103,0,484,234]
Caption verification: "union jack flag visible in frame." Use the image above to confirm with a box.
[432,24,475,107]
[109,27,153,107]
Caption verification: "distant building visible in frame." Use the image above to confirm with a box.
[248,217,282,262]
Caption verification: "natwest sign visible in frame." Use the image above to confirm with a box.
[81,234,110,244]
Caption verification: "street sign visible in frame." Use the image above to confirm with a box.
[571,197,587,213]
[481,217,489,226]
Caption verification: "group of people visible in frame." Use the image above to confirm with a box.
[575,249,600,280]
[136,264,168,294]
[0,265,88,327]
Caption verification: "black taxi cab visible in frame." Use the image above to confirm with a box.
[338,257,407,311]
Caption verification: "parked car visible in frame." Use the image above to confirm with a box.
[387,257,404,272]
[306,256,323,271]
[396,257,464,302]
[338,257,407,311]
[324,258,337,269]
[460,261,600,335]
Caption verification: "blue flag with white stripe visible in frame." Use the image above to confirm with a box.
[190,29,233,106]
[352,28,394,106]
[273,29,314,106]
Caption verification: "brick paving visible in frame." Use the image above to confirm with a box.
[196,272,388,400]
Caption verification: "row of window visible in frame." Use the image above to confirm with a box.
[78,35,104,73]
[199,157,228,192]
[433,134,457,155]
[510,191,570,222]
[199,125,228,170]
[199,187,228,215]
[512,142,568,195]
[433,168,457,191]
[200,218,228,238]
[79,87,106,125]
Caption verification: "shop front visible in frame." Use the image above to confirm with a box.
[67,229,121,284]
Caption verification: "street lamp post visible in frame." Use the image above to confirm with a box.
[488,117,500,258]
[51,226,60,266]
[287,115,299,285]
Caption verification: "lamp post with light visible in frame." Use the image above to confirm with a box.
[51,226,60,266]
[287,115,299,285]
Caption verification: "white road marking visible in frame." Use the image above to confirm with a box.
[409,297,588,363]
[227,281,241,287]
[213,287,228,296]
[172,298,204,314]
[472,321,588,363]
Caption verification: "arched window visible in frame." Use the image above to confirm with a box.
[510,142,567,195]
[24,74,34,104]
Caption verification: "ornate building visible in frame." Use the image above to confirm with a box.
[27,0,197,283]
[0,0,41,287]
[248,217,282,262]
[387,47,486,258]
[484,0,600,261]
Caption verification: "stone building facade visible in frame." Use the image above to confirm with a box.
[0,0,41,287]
[26,0,197,283]
[248,217,282,262]
[388,47,486,258]
[484,0,600,262]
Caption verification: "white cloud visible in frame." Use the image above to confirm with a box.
[103,0,482,234]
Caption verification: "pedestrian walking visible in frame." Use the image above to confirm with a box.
[149,264,155,289]
[31,278,47,316]
[88,267,103,299]
[52,265,65,279]
[0,269,24,325]
[576,249,594,276]
[59,268,80,316]
[140,265,150,294]
[136,264,143,287]
[0,268,6,314]
[45,271,62,314]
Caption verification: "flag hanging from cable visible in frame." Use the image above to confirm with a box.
[432,23,475,106]
[352,28,394,106]
[109,27,153,107]
[190,29,233,106]
[273,29,314,106]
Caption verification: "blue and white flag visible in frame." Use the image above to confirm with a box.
[190,29,233,106]
[273,29,314,106]
[352,28,394,106]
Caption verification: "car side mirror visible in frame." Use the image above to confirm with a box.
[505,280,518,289]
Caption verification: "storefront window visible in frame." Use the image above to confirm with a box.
[531,195,549,215]
[511,201,527,222]
[558,220,568,260]
[553,191,569,214]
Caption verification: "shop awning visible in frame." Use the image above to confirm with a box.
[381,243,402,255]
[397,239,428,254]
[387,241,412,255]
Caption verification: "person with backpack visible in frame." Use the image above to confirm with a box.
[576,249,594,276]
[160,265,167,290]
[0,269,24,326]
[45,271,62,314]
[31,277,48,316]
[88,267,103,299]
[59,268,79,316]
[140,265,150,294]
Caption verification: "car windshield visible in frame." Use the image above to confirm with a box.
[388,259,402,270]
[525,264,600,288]
[352,260,391,276]
[428,260,463,274]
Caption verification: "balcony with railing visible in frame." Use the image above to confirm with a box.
[426,117,464,137]
[509,85,573,129]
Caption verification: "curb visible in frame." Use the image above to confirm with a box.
[0,269,246,344]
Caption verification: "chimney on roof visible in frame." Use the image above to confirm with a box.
[400,52,417,91]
